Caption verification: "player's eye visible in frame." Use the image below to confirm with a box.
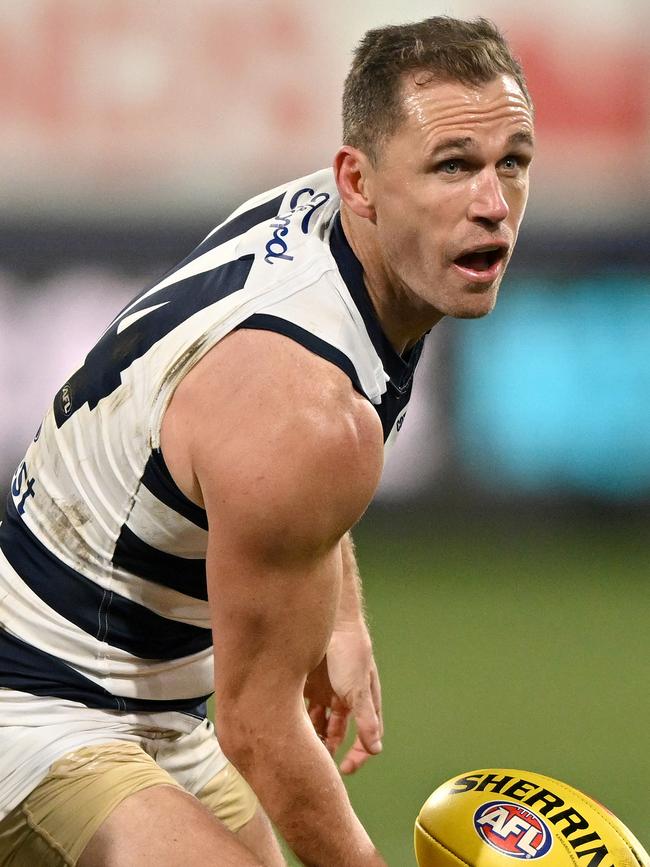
[437,159,464,175]
[500,154,531,174]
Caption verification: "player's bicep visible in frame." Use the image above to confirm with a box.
[203,411,376,684]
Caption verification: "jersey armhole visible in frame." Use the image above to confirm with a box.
[144,449,209,531]
[236,313,368,400]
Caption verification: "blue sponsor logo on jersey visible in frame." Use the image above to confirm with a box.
[11,461,36,516]
[264,188,330,264]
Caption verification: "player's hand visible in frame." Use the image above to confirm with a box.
[305,620,383,775]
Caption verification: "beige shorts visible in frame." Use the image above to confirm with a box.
[0,740,257,867]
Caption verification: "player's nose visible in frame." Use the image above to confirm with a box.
[467,168,509,225]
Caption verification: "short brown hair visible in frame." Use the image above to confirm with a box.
[342,16,531,163]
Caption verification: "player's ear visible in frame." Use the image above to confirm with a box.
[333,146,376,222]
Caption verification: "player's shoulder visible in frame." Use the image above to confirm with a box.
[164,327,384,538]
[222,166,337,224]
[206,166,339,263]
[186,326,382,456]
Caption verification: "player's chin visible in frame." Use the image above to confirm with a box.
[448,288,499,320]
[439,270,502,319]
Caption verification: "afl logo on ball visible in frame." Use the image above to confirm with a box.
[473,801,552,859]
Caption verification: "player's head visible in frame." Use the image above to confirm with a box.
[342,16,532,166]
[335,17,535,336]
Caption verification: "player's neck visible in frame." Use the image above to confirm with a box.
[339,205,443,355]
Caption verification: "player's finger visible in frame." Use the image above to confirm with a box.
[351,684,382,759]
[326,695,350,753]
[369,666,384,738]
[340,735,375,775]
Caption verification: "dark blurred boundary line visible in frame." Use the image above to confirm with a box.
[1,220,649,282]
[363,498,650,539]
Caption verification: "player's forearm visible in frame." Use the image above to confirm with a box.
[218,705,386,866]
[337,533,365,627]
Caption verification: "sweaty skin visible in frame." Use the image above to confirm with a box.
[335,73,534,352]
[156,73,534,866]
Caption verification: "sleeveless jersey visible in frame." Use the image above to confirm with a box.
[0,168,424,723]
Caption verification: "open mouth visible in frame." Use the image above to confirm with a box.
[452,246,508,282]
[454,247,506,271]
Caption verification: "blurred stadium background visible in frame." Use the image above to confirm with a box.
[1,1,648,861]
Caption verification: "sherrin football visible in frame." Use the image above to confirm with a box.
[415,769,649,867]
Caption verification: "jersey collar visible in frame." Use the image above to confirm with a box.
[329,210,424,393]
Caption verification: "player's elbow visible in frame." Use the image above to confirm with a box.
[214,695,275,776]
[214,703,255,771]
[215,690,300,779]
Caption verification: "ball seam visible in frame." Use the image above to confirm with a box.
[416,819,472,867]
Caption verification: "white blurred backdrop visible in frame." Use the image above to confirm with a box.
[1,0,649,503]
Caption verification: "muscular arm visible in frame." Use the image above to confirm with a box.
[162,330,386,866]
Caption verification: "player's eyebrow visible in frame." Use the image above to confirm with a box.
[431,131,535,158]
[431,136,475,157]
[507,130,535,149]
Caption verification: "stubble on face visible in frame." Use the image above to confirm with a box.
[363,74,534,346]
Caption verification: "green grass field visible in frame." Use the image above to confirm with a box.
[280,511,649,864]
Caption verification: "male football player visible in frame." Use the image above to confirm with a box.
[0,16,533,866]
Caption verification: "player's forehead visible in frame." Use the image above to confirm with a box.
[396,73,534,152]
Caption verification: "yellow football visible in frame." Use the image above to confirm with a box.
[415,768,649,867]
